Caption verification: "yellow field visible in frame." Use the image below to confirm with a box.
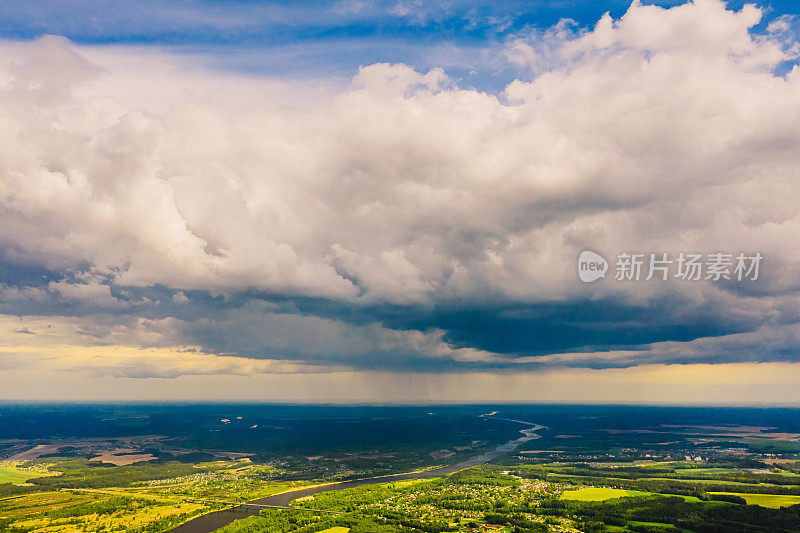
[709,492,800,508]
[317,528,350,533]
[560,487,651,501]
[0,490,209,532]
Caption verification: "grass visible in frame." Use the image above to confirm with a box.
[640,476,776,486]
[0,491,92,517]
[772,469,800,477]
[0,490,210,531]
[560,487,652,501]
[317,528,350,533]
[709,492,800,508]
[674,467,741,475]
[627,520,693,532]
[0,466,45,485]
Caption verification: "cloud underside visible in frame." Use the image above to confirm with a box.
[1,0,800,382]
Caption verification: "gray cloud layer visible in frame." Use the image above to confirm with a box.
[1,1,800,377]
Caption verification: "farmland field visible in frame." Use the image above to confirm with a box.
[0,465,44,484]
[560,487,651,501]
[0,490,208,532]
[674,467,741,475]
[709,492,800,508]
[626,521,695,533]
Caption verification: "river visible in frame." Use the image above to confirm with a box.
[170,418,545,533]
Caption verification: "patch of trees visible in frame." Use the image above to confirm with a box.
[29,459,207,489]
[448,466,519,486]
[42,496,144,519]
[548,493,800,533]
[0,483,37,498]
[484,512,548,531]
[708,493,746,504]
[175,451,217,463]
[544,474,800,496]
[509,463,800,486]
[216,508,457,533]
[627,524,679,533]
[0,518,30,533]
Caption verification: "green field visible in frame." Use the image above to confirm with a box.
[0,466,44,485]
[709,492,800,509]
[674,467,741,475]
[626,520,694,532]
[560,487,651,501]
[641,476,774,486]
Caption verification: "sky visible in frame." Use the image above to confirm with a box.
[1,0,800,403]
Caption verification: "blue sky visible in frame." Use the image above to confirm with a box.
[1,0,800,401]
[1,0,797,86]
